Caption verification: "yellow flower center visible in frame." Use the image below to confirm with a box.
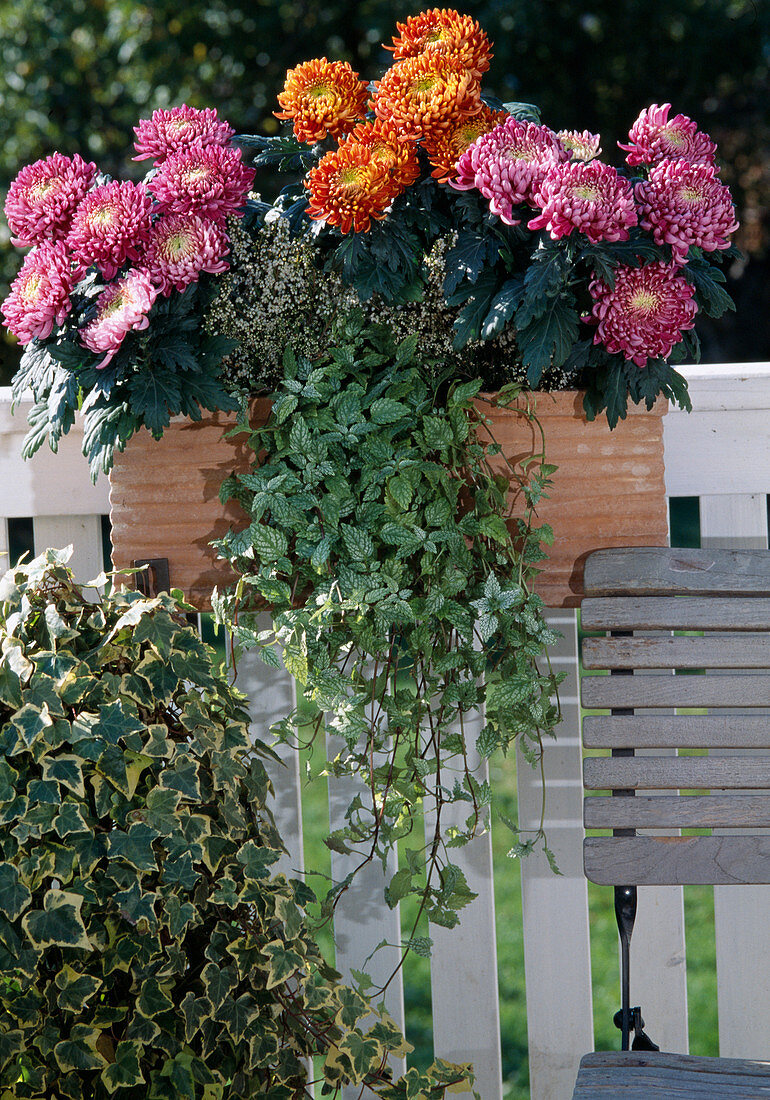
[101,290,128,318]
[628,288,661,313]
[338,166,367,194]
[370,143,395,167]
[182,166,211,184]
[30,177,60,200]
[661,126,686,148]
[89,205,116,228]
[308,81,334,102]
[163,232,192,259]
[21,273,43,303]
[573,185,601,201]
[413,75,438,96]
[678,185,704,203]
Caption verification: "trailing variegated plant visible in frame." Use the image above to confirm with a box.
[0,549,475,1099]
[213,316,563,948]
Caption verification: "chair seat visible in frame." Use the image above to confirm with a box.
[572,1050,770,1097]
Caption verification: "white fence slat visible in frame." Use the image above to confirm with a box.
[0,519,8,574]
[33,515,104,583]
[0,395,109,516]
[518,609,593,1100]
[236,628,304,879]
[325,730,406,1092]
[700,493,770,1060]
[423,703,503,1100]
[664,365,770,497]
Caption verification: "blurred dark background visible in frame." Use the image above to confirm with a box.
[0,0,768,382]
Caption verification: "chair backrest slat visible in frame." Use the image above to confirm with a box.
[584,792,770,829]
[584,756,770,791]
[583,714,770,749]
[582,595,770,631]
[581,547,770,889]
[583,634,770,669]
[584,547,770,597]
[585,836,770,886]
[583,672,770,709]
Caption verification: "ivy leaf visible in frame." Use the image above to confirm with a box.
[236,840,282,881]
[137,977,175,1018]
[22,890,91,950]
[41,755,85,797]
[329,1030,383,1080]
[55,966,103,1013]
[101,1041,145,1093]
[0,862,32,920]
[201,962,237,1008]
[54,1029,107,1073]
[107,823,161,873]
[11,702,53,749]
[263,940,304,989]
[180,993,213,1042]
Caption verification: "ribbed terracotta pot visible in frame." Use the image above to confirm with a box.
[474,391,668,607]
[109,403,269,611]
[109,391,668,611]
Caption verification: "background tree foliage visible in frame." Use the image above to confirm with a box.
[0,0,768,378]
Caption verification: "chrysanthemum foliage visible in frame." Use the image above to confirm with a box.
[0,549,474,1100]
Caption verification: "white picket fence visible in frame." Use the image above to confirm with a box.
[3,364,770,1100]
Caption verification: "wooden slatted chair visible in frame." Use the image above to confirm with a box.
[571,546,770,1098]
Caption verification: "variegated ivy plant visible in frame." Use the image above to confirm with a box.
[213,315,563,962]
[0,549,475,1100]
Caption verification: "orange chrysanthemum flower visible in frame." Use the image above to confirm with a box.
[386,8,493,81]
[423,104,509,182]
[371,55,481,140]
[305,142,401,234]
[344,121,422,192]
[275,58,369,144]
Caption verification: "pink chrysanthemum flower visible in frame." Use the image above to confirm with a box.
[149,141,255,222]
[4,152,98,247]
[588,260,698,367]
[1,241,78,344]
[528,160,638,243]
[635,159,738,263]
[132,105,235,163]
[557,129,602,162]
[619,103,717,167]
[451,117,567,225]
[144,213,230,296]
[67,180,153,280]
[81,269,158,368]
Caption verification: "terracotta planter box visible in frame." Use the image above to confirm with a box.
[109,391,668,611]
[475,391,668,607]
[109,404,269,611]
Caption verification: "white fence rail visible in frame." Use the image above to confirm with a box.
[3,366,770,1100]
